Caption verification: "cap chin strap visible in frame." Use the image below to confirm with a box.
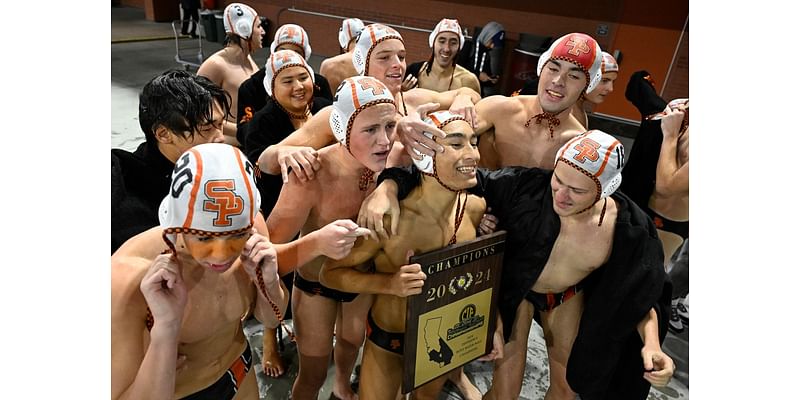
[525,111,562,139]
[359,169,375,191]
[274,99,311,120]
[574,198,607,227]
[422,157,467,245]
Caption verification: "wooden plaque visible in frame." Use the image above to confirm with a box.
[401,231,506,394]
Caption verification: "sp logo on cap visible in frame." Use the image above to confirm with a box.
[572,138,601,163]
[359,79,386,96]
[566,37,591,57]
[203,180,245,227]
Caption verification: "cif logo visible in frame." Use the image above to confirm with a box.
[460,304,477,322]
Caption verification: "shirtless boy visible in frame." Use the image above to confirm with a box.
[266,76,395,400]
[319,18,365,94]
[198,3,265,146]
[320,111,494,399]
[403,33,604,171]
[403,18,481,94]
[111,143,288,400]
[648,100,689,267]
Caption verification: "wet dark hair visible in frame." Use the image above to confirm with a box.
[223,32,244,48]
[138,69,231,145]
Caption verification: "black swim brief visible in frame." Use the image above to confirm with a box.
[525,282,584,313]
[293,273,359,303]
[644,207,689,240]
[180,342,252,400]
[366,310,404,355]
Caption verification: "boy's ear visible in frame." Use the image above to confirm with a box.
[154,125,174,144]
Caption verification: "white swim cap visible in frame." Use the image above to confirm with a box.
[329,76,396,150]
[270,24,312,60]
[263,50,316,97]
[223,3,258,40]
[339,18,365,50]
[537,32,603,93]
[413,111,469,175]
[554,130,624,201]
[600,51,619,74]
[429,18,464,50]
[352,24,404,76]
[159,143,261,249]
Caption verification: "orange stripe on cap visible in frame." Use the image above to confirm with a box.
[429,113,442,127]
[593,139,619,177]
[232,147,256,223]
[270,55,278,75]
[345,21,351,40]
[368,25,377,43]
[182,148,204,228]
[350,79,360,108]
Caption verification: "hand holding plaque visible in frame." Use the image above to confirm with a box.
[402,231,506,393]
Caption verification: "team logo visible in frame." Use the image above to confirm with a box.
[565,37,590,57]
[572,138,601,163]
[203,180,244,226]
[360,79,386,96]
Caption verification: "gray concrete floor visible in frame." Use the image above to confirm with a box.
[111,5,688,399]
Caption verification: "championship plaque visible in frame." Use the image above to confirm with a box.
[401,231,506,394]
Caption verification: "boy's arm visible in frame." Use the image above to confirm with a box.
[257,107,334,182]
[320,238,426,297]
[637,308,675,387]
[111,258,182,400]
[654,107,689,197]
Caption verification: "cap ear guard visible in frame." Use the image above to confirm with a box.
[236,18,252,39]
[413,111,468,174]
